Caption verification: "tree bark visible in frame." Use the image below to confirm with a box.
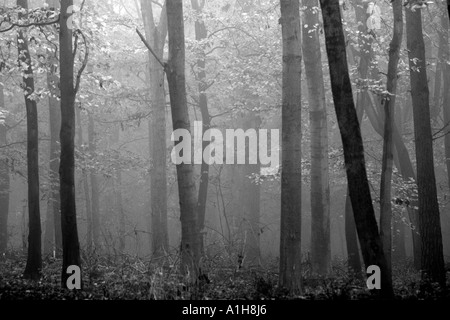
[75,106,92,253]
[140,0,169,258]
[279,0,303,294]
[319,0,393,298]
[405,5,446,286]
[441,11,450,194]
[88,113,100,250]
[345,192,362,275]
[302,0,331,277]
[0,81,9,257]
[365,92,422,269]
[191,0,210,256]
[60,0,82,287]
[115,170,126,254]
[43,0,62,260]
[17,0,42,281]
[166,0,200,280]
[379,0,403,279]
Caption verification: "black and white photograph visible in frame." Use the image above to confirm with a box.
[1,0,450,307]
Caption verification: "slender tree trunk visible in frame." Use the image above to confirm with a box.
[365,94,422,269]
[43,0,62,259]
[140,0,169,258]
[88,113,100,250]
[191,0,210,256]
[0,81,9,257]
[279,0,302,294]
[60,0,82,287]
[302,0,331,277]
[75,106,92,252]
[115,170,125,254]
[379,0,403,279]
[17,0,42,281]
[166,0,200,280]
[240,115,261,267]
[319,0,393,298]
[405,5,446,286]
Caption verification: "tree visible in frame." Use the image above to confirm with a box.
[75,105,93,252]
[319,0,393,298]
[88,112,100,250]
[166,0,201,280]
[44,0,62,258]
[0,81,9,257]
[405,5,446,286]
[59,0,82,287]
[440,10,450,193]
[302,0,331,276]
[17,0,42,281]
[379,0,403,277]
[140,0,169,258]
[190,0,210,255]
[279,0,303,294]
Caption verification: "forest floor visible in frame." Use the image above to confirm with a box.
[0,251,449,300]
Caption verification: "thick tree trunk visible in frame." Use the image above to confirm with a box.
[88,113,100,250]
[379,0,403,278]
[60,0,82,287]
[302,0,331,277]
[166,0,200,280]
[319,0,393,298]
[18,0,42,281]
[441,12,450,193]
[279,0,303,294]
[405,6,446,286]
[431,38,443,123]
[345,192,362,275]
[191,0,210,255]
[0,82,9,257]
[140,0,169,258]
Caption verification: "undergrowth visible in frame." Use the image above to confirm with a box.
[0,250,449,300]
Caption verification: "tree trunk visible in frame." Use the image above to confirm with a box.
[0,82,9,257]
[379,0,403,279]
[431,36,443,124]
[279,0,303,294]
[18,0,42,281]
[191,0,210,256]
[88,113,100,250]
[140,0,169,258]
[60,0,82,287]
[43,0,62,259]
[441,11,450,193]
[365,93,422,269]
[75,106,92,253]
[319,0,393,298]
[345,192,362,275]
[405,5,446,286]
[302,0,331,277]
[240,115,261,267]
[166,0,200,280]
[115,170,125,254]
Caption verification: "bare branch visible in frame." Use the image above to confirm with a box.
[74,29,89,94]
[136,28,166,69]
